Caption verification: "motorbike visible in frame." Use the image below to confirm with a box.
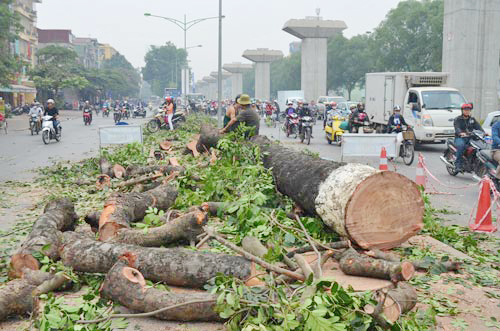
[133,106,147,118]
[121,107,130,120]
[325,112,349,145]
[351,112,373,133]
[440,130,490,178]
[113,108,121,124]
[83,110,92,125]
[299,115,314,145]
[41,115,61,144]
[282,113,300,138]
[102,107,110,117]
[146,110,186,133]
[29,114,40,135]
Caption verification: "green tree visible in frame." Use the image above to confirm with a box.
[242,68,255,98]
[0,0,22,87]
[30,45,89,102]
[327,34,374,99]
[371,0,443,72]
[270,52,301,98]
[142,43,187,96]
[100,53,140,99]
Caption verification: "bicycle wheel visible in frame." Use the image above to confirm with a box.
[402,142,415,165]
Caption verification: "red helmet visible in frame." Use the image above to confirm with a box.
[461,103,473,110]
[331,102,337,107]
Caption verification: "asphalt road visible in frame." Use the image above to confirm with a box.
[0,111,150,182]
[259,117,486,230]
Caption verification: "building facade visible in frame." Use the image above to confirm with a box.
[73,37,99,69]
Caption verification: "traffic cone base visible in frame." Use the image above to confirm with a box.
[379,147,388,171]
[470,179,497,233]
[415,154,426,188]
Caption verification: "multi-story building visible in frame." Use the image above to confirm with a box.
[74,37,99,69]
[98,43,117,66]
[37,28,75,51]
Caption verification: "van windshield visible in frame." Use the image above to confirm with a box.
[421,91,466,110]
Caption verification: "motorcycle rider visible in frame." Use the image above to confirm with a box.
[28,102,43,130]
[83,100,93,122]
[324,102,337,128]
[453,103,484,172]
[387,105,408,133]
[349,102,368,133]
[165,97,174,131]
[298,102,314,137]
[43,99,59,134]
[491,117,500,179]
[285,102,296,132]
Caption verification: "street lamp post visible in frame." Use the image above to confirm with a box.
[217,0,223,126]
[144,13,218,105]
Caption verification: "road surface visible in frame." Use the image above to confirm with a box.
[0,111,149,182]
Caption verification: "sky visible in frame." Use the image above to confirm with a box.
[36,0,402,82]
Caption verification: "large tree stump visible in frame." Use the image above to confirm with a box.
[251,136,424,250]
[99,184,178,241]
[101,256,221,322]
[60,232,252,288]
[197,124,220,153]
[10,199,78,278]
[111,210,207,246]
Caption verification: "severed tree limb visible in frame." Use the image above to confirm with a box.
[98,184,178,241]
[339,248,415,283]
[96,257,221,323]
[109,210,208,247]
[115,173,164,188]
[294,254,313,280]
[204,227,305,281]
[286,241,351,258]
[295,215,322,279]
[61,232,252,288]
[9,198,78,278]
[124,164,184,178]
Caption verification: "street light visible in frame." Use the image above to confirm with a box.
[144,13,219,103]
[186,45,203,50]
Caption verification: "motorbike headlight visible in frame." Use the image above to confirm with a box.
[422,114,433,127]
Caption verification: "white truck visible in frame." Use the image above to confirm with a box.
[365,72,468,144]
[277,90,304,112]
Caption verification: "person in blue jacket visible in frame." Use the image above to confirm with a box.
[491,117,500,178]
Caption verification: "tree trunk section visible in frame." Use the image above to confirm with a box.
[197,124,220,153]
[339,248,414,282]
[125,165,184,178]
[101,257,221,322]
[60,232,252,288]
[378,282,417,323]
[112,210,207,247]
[99,184,178,241]
[251,136,424,250]
[10,198,78,278]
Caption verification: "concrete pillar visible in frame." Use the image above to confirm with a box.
[242,48,283,100]
[283,17,346,102]
[223,62,253,99]
[203,76,216,100]
[197,81,207,96]
[442,0,500,119]
[210,71,232,100]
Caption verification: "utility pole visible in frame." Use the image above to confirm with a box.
[217,0,223,126]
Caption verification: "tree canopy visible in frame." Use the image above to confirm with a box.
[142,42,187,97]
[0,0,22,87]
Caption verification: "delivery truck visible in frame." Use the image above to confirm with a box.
[365,72,468,144]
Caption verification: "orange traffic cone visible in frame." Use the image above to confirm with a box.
[415,154,426,189]
[379,147,388,171]
[470,179,497,232]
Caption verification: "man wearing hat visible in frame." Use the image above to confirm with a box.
[220,94,259,136]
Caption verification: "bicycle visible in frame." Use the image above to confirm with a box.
[399,128,415,165]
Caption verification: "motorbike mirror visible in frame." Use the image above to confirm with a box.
[370,115,374,119]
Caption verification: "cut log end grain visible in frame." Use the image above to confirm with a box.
[8,254,39,279]
[380,283,418,323]
[319,169,424,250]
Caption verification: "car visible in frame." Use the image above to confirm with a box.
[337,101,358,113]
[483,110,500,136]
[316,96,347,114]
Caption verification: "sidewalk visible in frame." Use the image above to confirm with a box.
[6,110,82,132]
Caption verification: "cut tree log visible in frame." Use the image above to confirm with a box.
[115,172,164,188]
[113,164,126,179]
[251,136,424,250]
[10,198,78,278]
[339,248,415,283]
[98,184,178,241]
[366,249,461,273]
[100,256,220,322]
[196,124,220,152]
[0,268,70,322]
[111,210,208,246]
[286,241,351,258]
[366,282,418,325]
[124,164,184,178]
[60,232,252,288]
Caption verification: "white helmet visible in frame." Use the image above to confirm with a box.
[47,99,55,104]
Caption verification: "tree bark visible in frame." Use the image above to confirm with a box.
[60,232,252,288]
[101,257,221,322]
[10,198,78,278]
[99,184,178,241]
[197,124,220,153]
[339,248,414,283]
[251,136,424,250]
[125,164,184,178]
[366,249,461,273]
[373,282,418,324]
[0,269,70,322]
[111,210,208,247]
